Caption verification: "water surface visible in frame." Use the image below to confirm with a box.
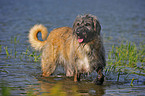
[0,0,145,95]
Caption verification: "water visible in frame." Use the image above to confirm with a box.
[0,0,145,95]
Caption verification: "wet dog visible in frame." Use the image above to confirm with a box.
[28,14,106,85]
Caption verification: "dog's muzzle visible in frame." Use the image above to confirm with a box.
[76,27,92,43]
[76,32,87,43]
[76,27,89,43]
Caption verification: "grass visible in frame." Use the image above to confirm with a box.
[4,46,10,58]
[21,47,41,62]
[2,36,20,58]
[2,35,41,61]
[28,51,41,62]
[105,41,145,84]
[130,77,134,86]
[10,35,19,44]
[3,46,18,58]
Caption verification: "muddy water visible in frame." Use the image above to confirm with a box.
[0,0,145,95]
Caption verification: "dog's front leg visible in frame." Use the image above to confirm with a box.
[74,67,81,82]
[95,68,104,85]
[74,67,78,82]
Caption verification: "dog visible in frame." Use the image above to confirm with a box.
[28,14,106,85]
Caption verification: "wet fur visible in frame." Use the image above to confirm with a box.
[28,14,106,84]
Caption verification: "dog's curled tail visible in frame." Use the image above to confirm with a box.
[28,24,48,51]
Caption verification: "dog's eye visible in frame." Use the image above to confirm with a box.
[85,23,91,26]
[77,23,80,26]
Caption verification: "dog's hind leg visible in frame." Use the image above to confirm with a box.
[41,44,57,77]
[73,66,77,82]
[41,58,56,77]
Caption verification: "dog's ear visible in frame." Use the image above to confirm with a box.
[92,16,101,35]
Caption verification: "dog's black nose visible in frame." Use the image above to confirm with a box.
[76,31,81,36]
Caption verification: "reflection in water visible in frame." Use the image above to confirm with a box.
[27,76,105,96]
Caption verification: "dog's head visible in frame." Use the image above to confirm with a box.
[73,14,101,43]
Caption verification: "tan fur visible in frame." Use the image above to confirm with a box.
[29,24,48,51]
[28,14,106,83]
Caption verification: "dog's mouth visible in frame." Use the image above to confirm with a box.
[78,37,84,43]
[76,32,88,43]
[75,27,94,43]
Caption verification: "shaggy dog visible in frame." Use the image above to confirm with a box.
[28,14,106,85]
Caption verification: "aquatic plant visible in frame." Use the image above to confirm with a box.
[130,77,134,86]
[14,36,19,44]
[18,47,41,62]
[10,35,20,44]
[3,46,18,58]
[105,41,145,82]
[28,51,41,62]
[4,46,10,58]
[14,49,17,58]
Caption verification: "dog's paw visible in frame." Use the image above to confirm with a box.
[94,74,104,85]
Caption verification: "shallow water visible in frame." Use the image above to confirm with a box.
[0,0,145,95]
